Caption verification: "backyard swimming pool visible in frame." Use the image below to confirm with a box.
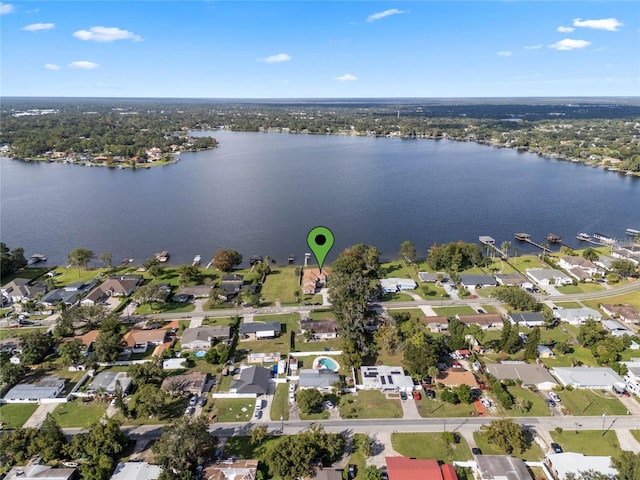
[313,356,340,372]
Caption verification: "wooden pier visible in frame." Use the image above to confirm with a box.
[576,233,605,246]
[26,254,47,266]
[479,236,506,259]
[513,233,552,253]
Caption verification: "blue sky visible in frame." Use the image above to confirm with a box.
[1,1,638,98]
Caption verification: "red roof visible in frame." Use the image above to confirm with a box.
[441,463,459,480]
[386,457,443,480]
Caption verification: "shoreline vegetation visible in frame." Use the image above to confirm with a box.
[1,98,639,174]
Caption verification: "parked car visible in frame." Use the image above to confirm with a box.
[546,399,556,408]
[412,390,421,400]
[399,391,408,400]
[324,400,334,409]
[471,447,482,455]
[289,383,296,393]
[549,392,561,403]
[551,443,563,454]
[189,395,198,406]
[197,397,207,407]
[481,398,492,408]
[184,406,195,415]
[348,464,356,480]
[425,389,436,399]
[254,409,262,419]
[255,399,263,410]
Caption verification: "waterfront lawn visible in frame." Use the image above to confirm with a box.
[51,399,108,427]
[51,266,109,286]
[508,255,547,273]
[380,262,417,280]
[556,283,605,294]
[417,398,478,418]
[0,403,38,428]
[473,431,544,461]
[271,383,289,421]
[432,306,477,317]
[135,301,195,314]
[550,430,622,456]
[558,389,627,416]
[502,386,551,417]
[260,267,301,305]
[212,398,256,422]
[391,432,472,462]
[339,391,402,419]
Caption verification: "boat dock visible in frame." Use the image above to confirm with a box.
[155,251,170,262]
[479,236,506,259]
[626,228,640,237]
[576,233,605,246]
[513,233,552,253]
[26,253,47,266]
[192,255,201,266]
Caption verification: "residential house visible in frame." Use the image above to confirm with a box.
[4,465,76,480]
[41,288,81,307]
[551,367,625,390]
[181,326,232,350]
[621,359,640,397]
[300,319,338,340]
[486,362,557,390]
[61,329,100,355]
[239,321,281,340]
[219,274,244,300]
[87,371,133,395]
[556,307,602,325]
[458,274,497,289]
[457,313,504,330]
[302,267,330,295]
[602,319,633,337]
[594,255,615,271]
[110,462,162,480]
[601,304,640,324]
[202,460,259,480]
[247,352,281,364]
[380,278,417,293]
[475,455,531,480]
[558,256,603,281]
[298,369,340,391]
[547,453,617,480]
[230,366,271,395]
[509,312,545,328]
[427,317,449,333]
[611,242,640,265]
[64,280,96,293]
[4,376,66,403]
[438,368,478,388]
[495,272,528,287]
[417,272,451,283]
[385,457,458,480]
[177,285,212,298]
[123,328,167,353]
[1,278,47,303]
[360,366,414,393]
[537,345,555,358]
[162,358,188,370]
[161,372,208,396]
[525,268,573,287]
[81,275,142,306]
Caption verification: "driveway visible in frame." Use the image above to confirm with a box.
[23,403,59,428]
[399,395,422,420]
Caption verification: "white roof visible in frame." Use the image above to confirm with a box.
[552,367,625,388]
[559,307,602,322]
[547,453,617,479]
[360,365,414,390]
[110,462,162,480]
[526,268,571,281]
[380,278,417,289]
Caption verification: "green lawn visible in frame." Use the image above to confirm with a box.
[260,267,301,305]
[386,308,426,322]
[253,313,300,334]
[540,346,598,368]
[299,409,329,420]
[293,337,342,353]
[558,389,627,416]
[417,398,479,418]
[473,431,544,461]
[1,267,50,284]
[391,432,472,462]
[339,391,403,419]
[212,398,256,422]
[51,266,110,287]
[237,336,292,358]
[135,301,195,314]
[343,451,367,480]
[202,316,237,327]
[309,309,336,320]
[502,386,551,417]
[222,435,280,459]
[0,326,48,339]
[553,302,583,309]
[380,262,417,279]
[632,430,640,443]
[381,292,414,302]
[550,430,623,456]
[508,255,548,273]
[556,283,605,294]
[583,291,640,311]
[432,306,477,317]
[0,403,38,428]
[271,384,290,421]
[51,399,108,427]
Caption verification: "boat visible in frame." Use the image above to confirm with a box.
[593,233,615,245]
[155,251,170,262]
[546,233,562,243]
[576,233,591,241]
[625,228,640,236]
[120,258,134,265]
[192,255,201,266]
[514,233,530,241]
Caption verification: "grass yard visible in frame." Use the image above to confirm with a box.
[0,326,48,339]
[632,430,640,443]
[553,302,584,309]
[1,266,50,284]
[380,292,414,302]
[508,255,547,273]
[135,302,195,314]
[202,316,237,327]
[391,432,472,462]
[51,399,108,427]
[270,384,289,421]
[339,391,403,419]
[556,283,605,294]
[558,389,627,416]
[433,306,477,317]
[379,262,417,279]
[550,430,622,456]
[293,337,342,353]
[0,403,38,428]
[473,431,544,461]
[253,313,300,333]
[309,309,336,320]
[260,267,301,305]
[222,435,280,459]
[417,398,479,418]
[386,308,426,322]
[212,398,257,422]
[299,409,329,420]
[583,291,640,311]
[343,451,366,480]
[51,266,110,286]
[502,386,551,417]
[238,336,292,357]
[540,346,598,368]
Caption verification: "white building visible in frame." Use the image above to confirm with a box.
[551,367,625,390]
[558,256,603,281]
[360,365,414,392]
[110,462,162,480]
[547,453,617,480]
[556,307,602,325]
[379,278,417,293]
[525,268,573,287]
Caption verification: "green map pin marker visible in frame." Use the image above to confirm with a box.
[307,226,334,274]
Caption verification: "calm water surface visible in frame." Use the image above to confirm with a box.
[2,130,639,266]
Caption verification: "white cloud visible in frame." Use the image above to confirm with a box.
[524,44,543,50]
[498,51,512,57]
[0,2,15,14]
[557,26,575,33]
[73,26,142,42]
[336,73,357,82]
[22,22,55,31]
[549,38,591,50]
[367,8,406,22]
[68,61,99,69]
[259,53,292,63]
[573,17,622,31]
[44,63,60,70]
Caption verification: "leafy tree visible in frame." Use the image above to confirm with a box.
[611,450,640,480]
[152,417,215,480]
[523,327,541,361]
[58,338,83,365]
[99,252,113,270]
[440,388,460,404]
[341,339,364,369]
[212,249,242,272]
[403,331,442,378]
[359,433,373,457]
[494,286,540,311]
[143,257,162,278]
[0,244,28,277]
[448,317,468,350]
[499,320,521,354]
[130,384,169,418]
[0,427,41,467]
[129,360,165,386]
[296,388,323,414]
[54,311,75,337]
[610,259,637,277]
[399,240,416,263]
[578,319,607,347]
[427,242,487,272]
[479,418,529,454]
[364,465,383,480]
[374,323,401,355]
[555,340,574,354]
[582,248,599,262]
[204,343,230,365]
[94,318,124,362]
[177,264,200,286]
[35,413,67,462]
[68,247,95,275]
[20,330,53,364]
[249,425,268,445]
[132,283,166,307]
[514,397,533,413]
[0,361,28,386]
[329,270,373,350]
[455,384,474,404]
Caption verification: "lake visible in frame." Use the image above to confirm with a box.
[1,130,639,267]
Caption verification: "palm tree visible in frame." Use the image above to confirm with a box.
[500,241,511,259]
